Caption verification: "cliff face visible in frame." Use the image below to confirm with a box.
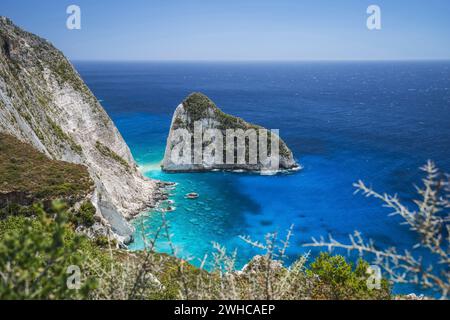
[0,17,157,242]
[162,93,298,172]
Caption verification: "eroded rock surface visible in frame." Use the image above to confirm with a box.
[0,17,158,242]
[162,93,299,172]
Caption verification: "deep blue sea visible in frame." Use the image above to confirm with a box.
[75,61,450,295]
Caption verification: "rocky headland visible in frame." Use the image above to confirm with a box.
[0,17,160,243]
[162,92,299,173]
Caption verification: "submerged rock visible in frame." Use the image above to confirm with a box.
[162,93,299,172]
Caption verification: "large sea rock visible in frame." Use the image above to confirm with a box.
[0,17,158,242]
[162,93,299,172]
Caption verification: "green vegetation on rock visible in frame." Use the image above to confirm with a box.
[0,203,97,299]
[69,201,96,228]
[0,133,93,203]
[307,253,391,300]
[178,92,293,164]
[95,141,130,172]
[48,118,82,154]
[183,92,216,123]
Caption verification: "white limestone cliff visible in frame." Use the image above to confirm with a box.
[162,93,299,172]
[0,17,158,242]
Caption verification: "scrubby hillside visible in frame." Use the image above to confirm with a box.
[0,133,93,206]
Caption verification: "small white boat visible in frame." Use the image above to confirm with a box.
[185,192,199,199]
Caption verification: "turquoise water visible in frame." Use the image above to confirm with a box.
[75,61,450,295]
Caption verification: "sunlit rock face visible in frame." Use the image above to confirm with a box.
[0,17,159,242]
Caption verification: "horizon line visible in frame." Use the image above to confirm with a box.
[70,58,450,63]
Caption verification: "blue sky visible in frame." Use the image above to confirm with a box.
[1,0,450,61]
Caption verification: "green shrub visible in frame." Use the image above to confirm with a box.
[78,201,96,227]
[69,201,96,227]
[307,253,391,300]
[0,202,96,299]
[94,235,117,248]
[0,203,38,219]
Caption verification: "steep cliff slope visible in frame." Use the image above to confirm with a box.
[0,17,157,241]
[162,93,298,172]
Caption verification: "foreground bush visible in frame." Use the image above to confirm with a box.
[308,253,390,299]
[0,203,391,300]
[135,219,391,300]
[307,161,449,299]
[0,203,96,299]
